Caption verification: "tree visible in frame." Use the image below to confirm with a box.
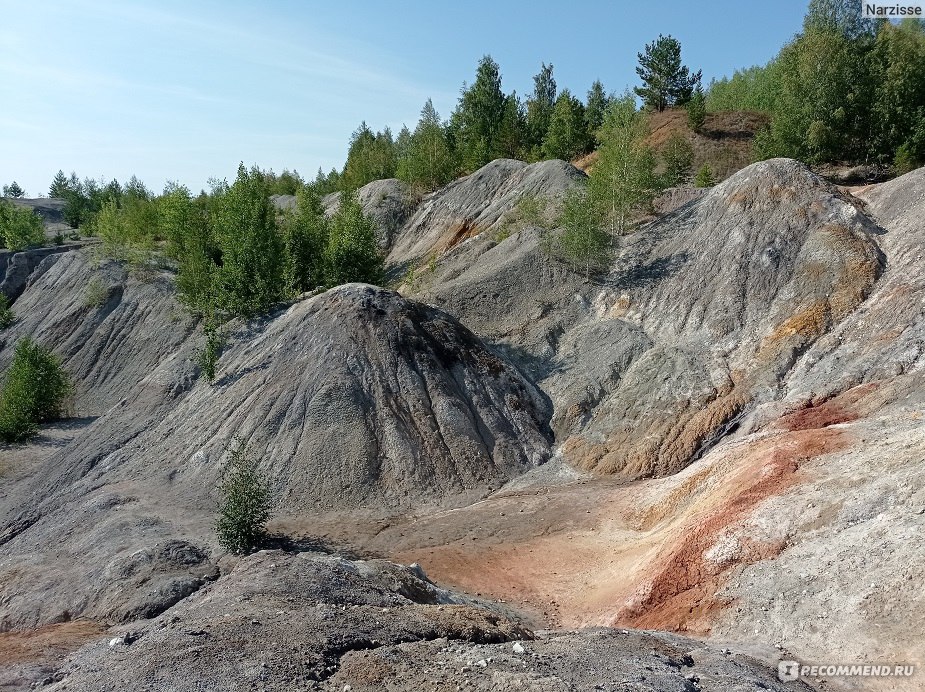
[585,80,610,142]
[589,95,662,237]
[451,55,507,171]
[497,92,527,160]
[542,89,590,161]
[525,62,557,156]
[340,123,396,191]
[634,35,702,111]
[49,170,69,198]
[3,182,25,198]
[401,99,456,192]
[870,20,925,168]
[0,200,45,251]
[694,163,715,187]
[755,27,873,163]
[555,186,610,278]
[804,0,875,39]
[0,337,72,443]
[215,438,273,555]
[686,83,707,131]
[282,185,328,293]
[212,164,286,318]
[324,190,383,286]
[661,132,694,186]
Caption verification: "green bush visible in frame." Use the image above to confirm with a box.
[0,200,44,251]
[0,338,72,443]
[215,438,273,554]
[0,295,14,330]
[694,163,716,188]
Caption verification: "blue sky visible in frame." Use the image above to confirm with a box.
[1,0,809,197]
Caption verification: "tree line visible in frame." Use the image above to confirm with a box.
[707,1,925,171]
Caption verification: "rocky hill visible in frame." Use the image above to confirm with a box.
[2,159,924,690]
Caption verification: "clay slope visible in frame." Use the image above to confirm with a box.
[387,158,584,266]
[41,550,809,692]
[0,278,550,630]
[407,158,885,479]
[0,251,198,415]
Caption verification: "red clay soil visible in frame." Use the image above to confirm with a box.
[779,382,881,432]
[618,427,850,633]
[0,619,106,665]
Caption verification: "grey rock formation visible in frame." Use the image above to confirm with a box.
[0,251,198,415]
[0,278,550,629]
[406,159,885,477]
[387,159,584,266]
[44,550,809,692]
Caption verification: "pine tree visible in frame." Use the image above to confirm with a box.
[215,438,273,555]
[2,182,24,198]
[497,92,527,160]
[525,63,556,156]
[585,80,610,142]
[49,170,69,198]
[634,35,702,111]
[403,99,456,192]
[686,83,707,131]
[555,186,610,279]
[451,55,507,171]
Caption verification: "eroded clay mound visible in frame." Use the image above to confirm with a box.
[43,550,809,692]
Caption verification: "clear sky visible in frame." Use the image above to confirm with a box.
[1,0,810,197]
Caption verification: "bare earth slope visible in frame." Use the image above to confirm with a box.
[0,281,550,632]
[409,159,884,479]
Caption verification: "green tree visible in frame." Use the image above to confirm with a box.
[542,89,590,161]
[497,92,527,160]
[694,163,716,187]
[0,337,72,443]
[686,83,707,131]
[324,190,383,286]
[215,438,273,555]
[705,63,780,113]
[401,99,457,192]
[525,62,557,157]
[49,170,69,198]
[755,27,872,162]
[635,35,702,111]
[870,20,925,167]
[585,79,610,142]
[451,55,507,171]
[555,186,610,278]
[0,295,15,330]
[340,123,396,190]
[589,95,662,237]
[212,164,286,318]
[661,132,694,186]
[2,182,25,198]
[282,185,328,293]
[0,200,45,251]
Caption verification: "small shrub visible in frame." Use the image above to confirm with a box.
[215,438,273,554]
[694,163,716,188]
[0,338,72,443]
[197,313,223,383]
[83,277,109,309]
[0,295,14,330]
